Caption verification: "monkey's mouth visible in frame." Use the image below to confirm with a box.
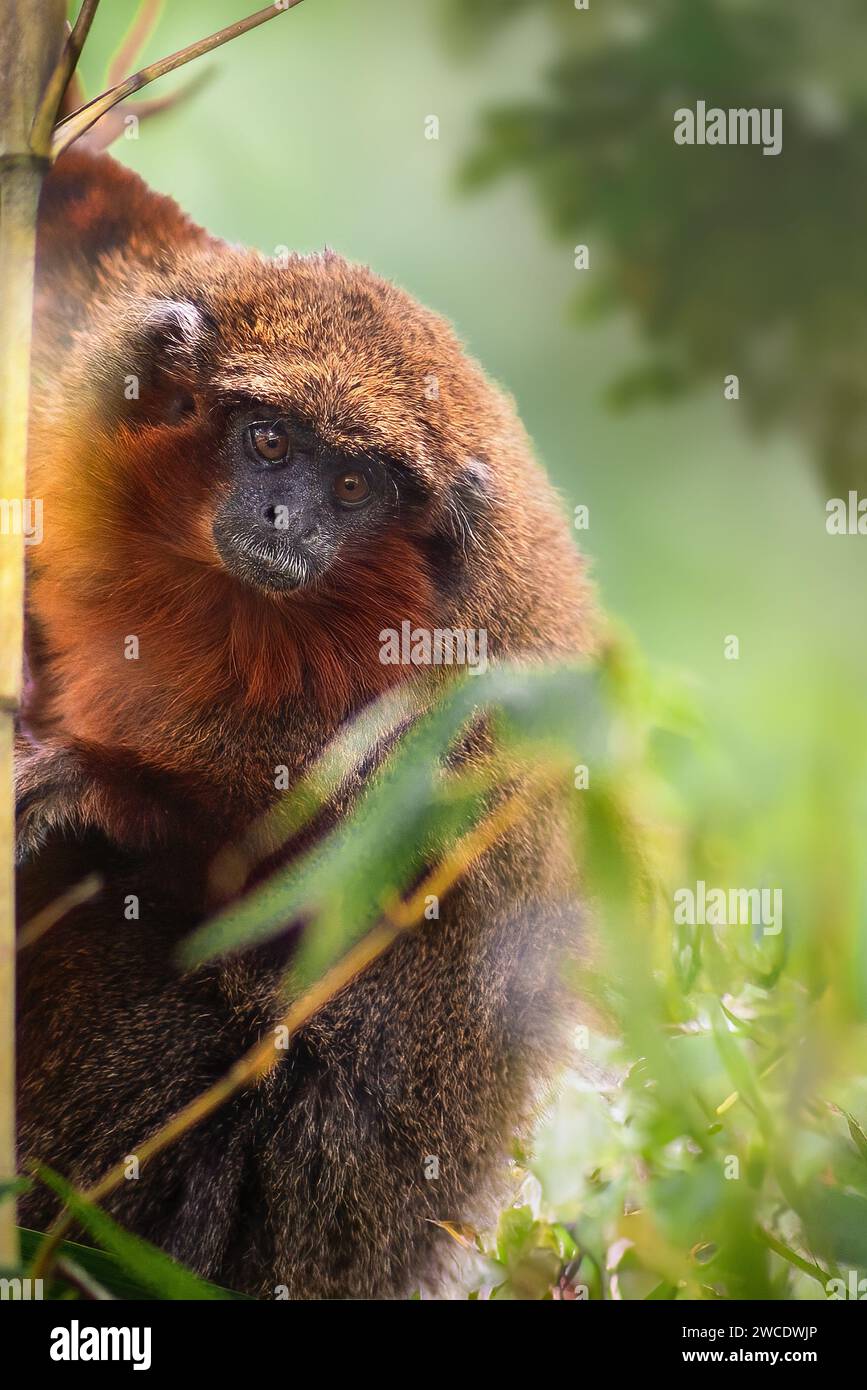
[213,530,317,594]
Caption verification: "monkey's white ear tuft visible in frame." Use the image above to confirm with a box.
[460,457,493,499]
[141,299,207,356]
[450,458,493,528]
[435,456,495,566]
[108,297,214,427]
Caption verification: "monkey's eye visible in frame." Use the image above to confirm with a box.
[249,420,290,465]
[332,470,371,507]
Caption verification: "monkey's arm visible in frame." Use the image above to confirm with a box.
[20,151,216,865]
[15,738,201,862]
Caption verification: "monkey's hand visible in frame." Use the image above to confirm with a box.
[15,739,178,863]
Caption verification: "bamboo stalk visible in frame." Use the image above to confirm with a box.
[0,0,67,1270]
[0,162,41,1273]
[16,872,103,952]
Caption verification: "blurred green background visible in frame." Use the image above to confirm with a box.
[59,0,867,1298]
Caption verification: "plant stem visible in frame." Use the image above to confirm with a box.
[0,0,67,1270]
[53,0,307,158]
[0,156,41,1272]
[30,1,101,154]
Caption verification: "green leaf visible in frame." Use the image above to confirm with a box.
[180,663,607,975]
[19,1227,250,1301]
[496,1204,537,1264]
[646,1281,679,1300]
[0,1177,32,1202]
[35,1172,250,1300]
[801,1187,867,1271]
[844,1111,867,1165]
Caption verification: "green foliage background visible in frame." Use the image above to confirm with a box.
[26,0,865,1299]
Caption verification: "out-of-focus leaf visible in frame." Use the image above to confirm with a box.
[181,662,607,977]
[801,1187,867,1270]
[36,1171,248,1301]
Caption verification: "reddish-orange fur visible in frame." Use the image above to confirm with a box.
[27,149,594,799]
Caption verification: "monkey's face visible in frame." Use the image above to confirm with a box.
[29,241,588,730]
[60,250,501,613]
[211,405,398,594]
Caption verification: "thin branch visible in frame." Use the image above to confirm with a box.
[76,71,214,154]
[58,68,87,123]
[52,0,307,160]
[17,873,103,952]
[31,2,101,155]
[106,0,163,90]
[30,776,543,1282]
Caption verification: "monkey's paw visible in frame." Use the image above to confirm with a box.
[15,741,174,863]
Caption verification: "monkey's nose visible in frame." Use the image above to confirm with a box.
[262,505,319,543]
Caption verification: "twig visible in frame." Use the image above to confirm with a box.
[52,1,307,159]
[106,0,162,89]
[17,873,103,951]
[75,71,214,155]
[30,2,100,156]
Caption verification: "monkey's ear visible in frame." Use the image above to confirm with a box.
[437,458,494,554]
[113,298,214,427]
[425,457,495,589]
